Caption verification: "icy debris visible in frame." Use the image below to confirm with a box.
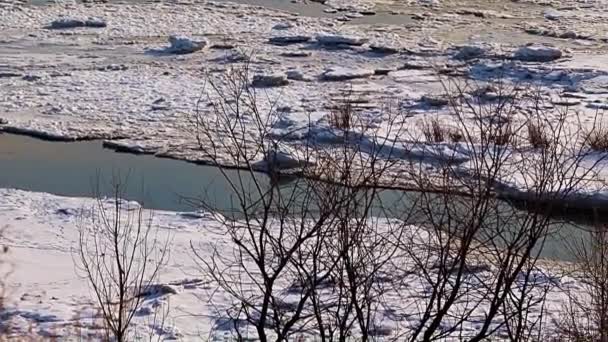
[136,284,178,298]
[525,26,590,40]
[401,60,433,70]
[286,69,309,81]
[268,35,311,45]
[102,141,156,154]
[22,74,43,82]
[316,33,368,46]
[454,45,487,60]
[97,64,128,71]
[369,325,394,337]
[579,75,608,94]
[169,278,204,287]
[543,8,562,21]
[586,102,608,110]
[100,198,142,210]
[251,73,289,87]
[213,51,249,63]
[421,95,448,107]
[456,8,512,19]
[151,98,171,111]
[513,45,562,62]
[272,22,293,30]
[165,35,208,54]
[369,44,400,54]
[136,306,153,316]
[280,51,312,58]
[374,68,393,75]
[264,151,302,170]
[209,42,234,50]
[345,12,364,19]
[551,98,581,106]
[152,325,183,340]
[49,17,107,29]
[321,67,374,81]
[0,72,21,78]
[55,208,78,216]
[419,0,441,6]
[179,212,207,219]
[262,147,309,170]
[324,0,375,12]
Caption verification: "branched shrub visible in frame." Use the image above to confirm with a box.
[76,180,169,342]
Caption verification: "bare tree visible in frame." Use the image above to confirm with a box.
[187,62,415,341]
[187,62,606,340]
[396,80,605,341]
[558,217,608,341]
[76,178,169,341]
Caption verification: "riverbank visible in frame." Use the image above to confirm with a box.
[0,187,583,340]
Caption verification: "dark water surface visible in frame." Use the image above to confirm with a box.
[0,133,413,213]
[0,133,589,260]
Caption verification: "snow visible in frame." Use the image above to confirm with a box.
[0,189,213,339]
[369,43,400,54]
[321,67,375,81]
[251,73,289,87]
[315,33,369,46]
[48,16,107,29]
[0,188,584,340]
[513,45,563,62]
[162,35,208,54]
[543,9,562,21]
[268,35,311,45]
[285,69,309,81]
[454,44,487,60]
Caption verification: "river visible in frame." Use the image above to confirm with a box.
[0,132,590,260]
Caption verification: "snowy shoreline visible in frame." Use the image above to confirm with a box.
[0,187,584,340]
[4,127,608,221]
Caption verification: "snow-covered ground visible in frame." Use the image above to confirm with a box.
[0,188,584,340]
[2,0,608,338]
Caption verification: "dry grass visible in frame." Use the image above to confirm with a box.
[527,121,551,149]
[329,103,353,131]
[420,118,468,144]
[488,124,513,146]
[447,129,464,143]
[421,118,446,143]
[584,124,608,152]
